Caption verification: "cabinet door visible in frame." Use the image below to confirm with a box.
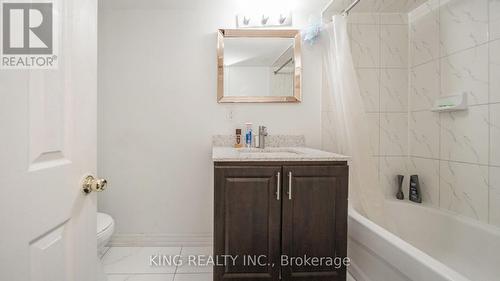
[214,166,282,281]
[281,165,348,281]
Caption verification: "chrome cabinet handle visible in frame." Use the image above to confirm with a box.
[276,172,280,200]
[288,171,292,200]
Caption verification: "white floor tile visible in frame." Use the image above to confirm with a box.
[176,247,213,274]
[107,274,175,281]
[174,273,212,281]
[103,247,181,274]
[174,272,355,281]
[102,247,356,281]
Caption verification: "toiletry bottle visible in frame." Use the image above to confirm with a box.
[409,175,422,203]
[234,129,242,148]
[396,175,404,200]
[245,123,253,148]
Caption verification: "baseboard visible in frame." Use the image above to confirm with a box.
[348,261,370,281]
[109,233,213,247]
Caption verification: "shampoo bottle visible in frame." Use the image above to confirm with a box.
[245,123,253,148]
[409,175,422,203]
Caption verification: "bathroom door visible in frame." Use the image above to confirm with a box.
[0,1,98,281]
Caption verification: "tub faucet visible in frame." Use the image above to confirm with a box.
[257,126,268,149]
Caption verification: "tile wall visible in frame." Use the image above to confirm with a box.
[323,0,500,227]
[349,13,410,199]
[408,0,499,226]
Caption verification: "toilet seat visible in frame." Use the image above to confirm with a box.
[97,212,115,281]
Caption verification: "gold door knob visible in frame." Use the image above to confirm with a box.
[82,175,108,194]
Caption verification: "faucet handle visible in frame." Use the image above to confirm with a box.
[259,126,268,135]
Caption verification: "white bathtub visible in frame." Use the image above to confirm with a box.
[347,200,500,281]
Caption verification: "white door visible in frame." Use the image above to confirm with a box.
[0,0,98,281]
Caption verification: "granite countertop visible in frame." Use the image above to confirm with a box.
[212,146,350,162]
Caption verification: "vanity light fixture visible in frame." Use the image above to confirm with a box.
[236,12,292,28]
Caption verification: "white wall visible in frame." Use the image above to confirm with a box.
[98,0,326,241]
[225,66,271,96]
[225,66,293,97]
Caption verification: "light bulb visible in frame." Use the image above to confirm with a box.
[243,16,251,25]
[279,14,287,24]
[261,15,269,25]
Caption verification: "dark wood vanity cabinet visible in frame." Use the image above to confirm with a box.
[214,165,282,281]
[214,162,348,281]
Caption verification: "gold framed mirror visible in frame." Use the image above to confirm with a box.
[217,29,302,103]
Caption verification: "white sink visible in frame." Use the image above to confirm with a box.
[237,147,303,157]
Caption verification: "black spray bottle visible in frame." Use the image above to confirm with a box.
[409,175,422,203]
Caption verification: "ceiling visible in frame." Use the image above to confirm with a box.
[322,0,428,15]
[100,0,331,13]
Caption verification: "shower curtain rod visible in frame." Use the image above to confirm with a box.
[321,0,361,23]
[274,58,293,74]
[340,0,361,16]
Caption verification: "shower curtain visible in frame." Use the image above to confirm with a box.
[320,16,386,225]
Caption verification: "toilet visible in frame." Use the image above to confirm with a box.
[97,212,114,257]
[97,212,114,281]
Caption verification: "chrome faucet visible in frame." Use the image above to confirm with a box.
[257,126,268,149]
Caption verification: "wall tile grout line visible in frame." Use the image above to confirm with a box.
[487,0,491,225]
[437,0,442,209]
[406,8,411,170]
[355,66,408,70]
[378,12,382,188]
[409,155,500,168]
[410,40,491,69]
[349,23,409,26]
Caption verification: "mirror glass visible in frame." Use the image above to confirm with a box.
[224,37,295,98]
[217,29,301,103]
